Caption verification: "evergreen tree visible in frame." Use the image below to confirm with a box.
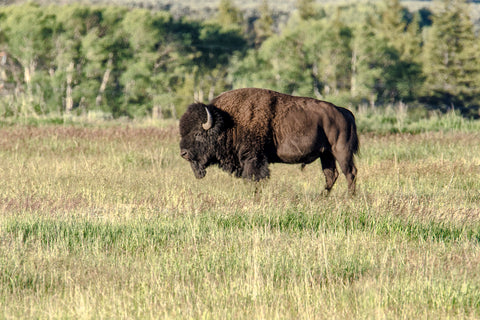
[119,9,167,116]
[375,0,424,101]
[315,12,353,97]
[231,24,312,96]
[296,0,316,20]
[191,21,247,102]
[423,0,480,108]
[231,13,353,99]
[216,0,243,29]
[350,13,387,105]
[253,0,274,47]
[377,0,407,45]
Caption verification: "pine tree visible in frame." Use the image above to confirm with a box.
[423,0,480,108]
[217,0,243,28]
[350,13,386,105]
[377,0,421,60]
[375,0,424,101]
[296,0,316,20]
[253,0,274,47]
[378,0,406,39]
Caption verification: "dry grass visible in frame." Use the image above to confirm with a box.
[0,120,480,319]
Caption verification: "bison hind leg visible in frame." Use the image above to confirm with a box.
[320,152,339,193]
[335,152,357,196]
[345,162,357,195]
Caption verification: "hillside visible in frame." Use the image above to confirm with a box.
[3,0,480,28]
[0,0,439,17]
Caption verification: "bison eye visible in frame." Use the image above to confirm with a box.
[194,132,206,142]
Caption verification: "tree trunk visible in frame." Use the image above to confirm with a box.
[23,60,37,115]
[350,48,357,97]
[152,105,163,119]
[96,53,113,106]
[312,62,322,99]
[65,62,74,113]
[208,85,215,101]
[24,60,36,100]
[194,88,204,103]
[170,103,177,119]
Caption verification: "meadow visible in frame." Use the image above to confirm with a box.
[1,109,480,319]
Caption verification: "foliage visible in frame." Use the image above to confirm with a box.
[0,3,246,118]
[295,0,320,20]
[216,0,244,28]
[252,0,274,47]
[422,0,480,109]
[0,0,480,118]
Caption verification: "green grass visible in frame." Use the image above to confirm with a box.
[0,113,480,318]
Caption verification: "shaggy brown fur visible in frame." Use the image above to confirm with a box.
[180,88,359,194]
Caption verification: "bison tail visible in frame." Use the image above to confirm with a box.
[350,122,360,156]
[338,106,360,156]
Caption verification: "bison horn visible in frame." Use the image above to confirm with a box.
[202,107,213,130]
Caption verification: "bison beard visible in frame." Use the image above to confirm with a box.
[179,88,359,195]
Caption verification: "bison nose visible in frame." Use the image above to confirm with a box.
[180,149,189,160]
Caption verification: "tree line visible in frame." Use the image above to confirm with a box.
[0,0,479,118]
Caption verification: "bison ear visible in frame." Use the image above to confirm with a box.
[202,107,213,130]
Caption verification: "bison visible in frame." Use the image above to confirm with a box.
[179,88,359,194]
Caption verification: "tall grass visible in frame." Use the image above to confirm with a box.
[355,104,480,134]
[0,113,479,318]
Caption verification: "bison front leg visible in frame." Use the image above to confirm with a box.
[237,144,270,181]
[320,151,339,194]
[240,156,270,181]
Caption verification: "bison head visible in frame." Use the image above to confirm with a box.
[179,103,225,179]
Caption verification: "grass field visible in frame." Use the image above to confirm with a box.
[1,111,480,319]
